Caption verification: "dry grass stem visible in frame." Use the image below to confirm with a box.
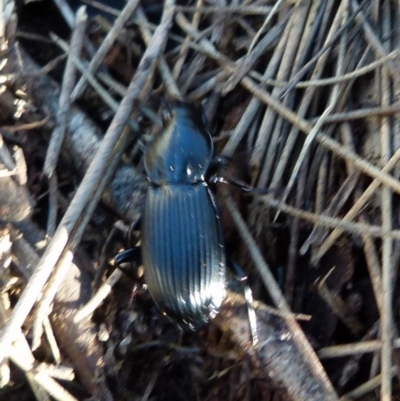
[339,367,397,401]
[71,0,141,99]
[318,270,364,336]
[223,189,338,401]
[378,3,394,398]
[175,5,272,15]
[74,268,123,323]
[319,338,400,359]
[43,7,87,178]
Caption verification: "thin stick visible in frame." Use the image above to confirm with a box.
[37,364,74,381]
[81,0,119,16]
[222,10,291,95]
[32,107,134,348]
[12,357,78,401]
[74,269,122,323]
[313,149,400,264]
[176,13,400,198]
[319,338,400,359]
[309,103,400,123]
[51,34,124,117]
[318,270,364,336]
[278,0,371,97]
[52,0,75,27]
[301,171,360,255]
[135,7,182,99]
[43,316,61,364]
[257,50,400,88]
[71,0,141,99]
[222,189,338,401]
[250,3,315,186]
[50,33,139,134]
[309,152,329,259]
[0,114,51,132]
[31,250,74,350]
[285,172,304,304]
[250,2,310,180]
[248,0,285,52]
[52,0,95,58]
[379,4,393,398]
[172,0,203,80]
[0,55,65,84]
[351,0,400,84]
[46,170,58,238]
[140,368,160,401]
[278,5,347,208]
[175,5,272,14]
[258,194,400,240]
[221,7,291,157]
[0,0,175,363]
[243,76,400,193]
[359,213,383,313]
[267,0,342,190]
[339,367,397,401]
[0,294,77,401]
[43,6,87,178]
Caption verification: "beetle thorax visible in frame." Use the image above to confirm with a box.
[144,106,214,185]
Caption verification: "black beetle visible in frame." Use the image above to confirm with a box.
[115,101,257,339]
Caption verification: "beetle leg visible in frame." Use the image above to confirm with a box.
[127,218,141,249]
[114,247,142,266]
[209,174,252,192]
[114,247,142,281]
[207,156,230,177]
[207,155,253,191]
[207,156,272,194]
[228,261,259,347]
[208,156,281,194]
[205,155,231,182]
[209,173,280,195]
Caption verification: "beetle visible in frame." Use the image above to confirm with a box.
[115,101,257,341]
